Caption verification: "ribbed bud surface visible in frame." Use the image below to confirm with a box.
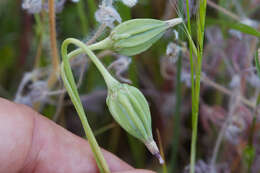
[109,18,183,56]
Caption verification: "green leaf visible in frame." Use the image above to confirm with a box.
[255,50,260,78]
[206,18,260,37]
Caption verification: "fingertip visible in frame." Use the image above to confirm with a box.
[0,97,35,173]
[115,169,156,173]
[0,97,138,173]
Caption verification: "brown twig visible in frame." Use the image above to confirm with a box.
[47,0,60,86]
[201,76,256,109]
[86,24,107,45]
[210,90,240,173]
[207,0,241,21]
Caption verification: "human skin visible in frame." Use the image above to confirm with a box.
[0,98,155,173]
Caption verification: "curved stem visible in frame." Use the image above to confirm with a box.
[64,38,118,88]
[67,37,112,59]
[60,38,119,173]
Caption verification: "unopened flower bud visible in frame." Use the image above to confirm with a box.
[107,18,183,56]
[106,83,164,163]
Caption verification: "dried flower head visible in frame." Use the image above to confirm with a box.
[121,0,137,7]
[184,160,211,173]
[241,17,259,29]
[14,72,49,106]
[42,0,66,13]
[22,0,42,14]
[108,55,132,83]
[181,70,192,87]
[224,105,252,144]
[184,160,229,173]
[229,29,243,40]
[229,75,241,88]
[95,5,122,28]
[248,73,260,88]
[22,0,66,14]
[166,42,182,64]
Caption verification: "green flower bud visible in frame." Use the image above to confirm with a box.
[67,18,183,58]
[108,18,183,56]
[106,83,164,163]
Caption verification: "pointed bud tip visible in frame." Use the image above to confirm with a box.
[145,140,165,164]
[155,153,164,164]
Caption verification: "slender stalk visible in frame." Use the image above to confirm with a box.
[33,14,43,68]
[184,0,196,171]
[170,53,182,172]
[94,122,117,136]
[156,129,167,173]
[87,24,106,45]
[48,0,60,86]
[210,92,239,173]
[34,36,43,68]
[77,0,88,35]
[68,37,112,59]
[207,0,241,21]
[61,38,116,173]
[201,76,255,109]
[189,0,207,173]
[86,0,97,26]
[170,1,184,172]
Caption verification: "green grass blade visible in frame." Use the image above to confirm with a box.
[207,18,260,37]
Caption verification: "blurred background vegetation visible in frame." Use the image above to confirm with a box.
[1,0,260,172]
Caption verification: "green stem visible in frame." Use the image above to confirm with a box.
[61,38,118,173]
[86,0,97,26]
[67,37,112,59]
[189,1,207,173]
[170,1,184,171]
[77,0,88,35]
[185,1,196,172]
[170,52,182,172]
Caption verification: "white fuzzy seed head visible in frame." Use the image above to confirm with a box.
[229,75,240,88]
[95,5,122,28]
[22,0,42,14]
[121,0,137,7]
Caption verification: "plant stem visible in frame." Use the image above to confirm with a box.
[201,76,255,109]
[189,0,207,173]
[33,13,43,68]
[86,0,97,26]
[68,37,112,59]
[87,24,106,45]
[61,38,116,173]
[77,0,88,35]
[48,0,60,86]
[156,129,167,173]
[185,0,196,171]
[210,92,239,173]
[170,52,182,172]
[207,0,241,21]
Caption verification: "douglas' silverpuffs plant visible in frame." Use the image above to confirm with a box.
[60,18,183,173]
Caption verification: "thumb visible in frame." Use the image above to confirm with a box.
[116,169,156,173]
